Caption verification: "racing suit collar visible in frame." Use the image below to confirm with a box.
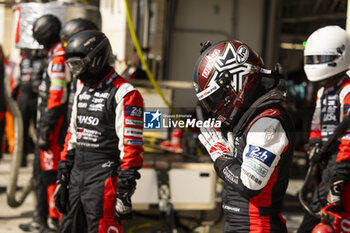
[48,41,63,55]
[231,80,286,137]
[88,66,115,89]
[323,73,348,92]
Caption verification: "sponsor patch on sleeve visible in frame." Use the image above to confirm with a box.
[125,106,143,118]
[241,167,262,184]
[342,133,350,140]
[51,64,65,72]
[245,145,276,167]
[124,127,143,137]
[124,139,143,145]
[125,118,143,127]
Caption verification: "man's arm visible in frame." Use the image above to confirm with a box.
[114,80,143,221]
[59,80,82,166]
[38,55,68,149]
[333,86,350,183]
[114,81,143,190]
[214,116,289,199]
[55,79,81,214]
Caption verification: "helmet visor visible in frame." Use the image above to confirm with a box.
[197,82,235,124]
[65,57,86,75]
[304,55,340,64]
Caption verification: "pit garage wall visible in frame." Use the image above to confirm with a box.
[168,0,265,108]
[100,0,127,63]
[100,0,266,109]
[0,4,18,61]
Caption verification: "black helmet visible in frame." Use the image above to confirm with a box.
[33,15,61,48]
[193,40,267,125]
[60,18,99,47]
[65,30,112,86]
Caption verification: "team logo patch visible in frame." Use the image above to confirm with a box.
[236,45,249,64]
[242,166,263,183]
[124,139,143,145]
[79,91,91,101]
[52,64,65,72]
[125,106,143,118]
[144,110,161,129]
[343,134,350,140]
[124,127,143,137]
[125,119,143,127]
[245,145,276,167]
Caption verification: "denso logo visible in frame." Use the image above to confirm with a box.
[77,115,100,126]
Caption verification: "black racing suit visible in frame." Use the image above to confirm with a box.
[0,60,5,159]
[17,53,45,166]
[214,88,295,233]
[59,67,144,233]
[35,42,68,223]
[298,75,350,233]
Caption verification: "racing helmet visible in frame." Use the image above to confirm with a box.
[65,30,112,85]
[33,15,61,48]
[193,40,266,125]
[60,18,99,47]
[311,221,334,233]
[304,26,350,82]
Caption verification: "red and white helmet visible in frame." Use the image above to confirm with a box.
[312,221,334,233]
[193,40,266,125]
[304,26,350,82]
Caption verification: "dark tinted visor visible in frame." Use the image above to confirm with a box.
[304,55,339,64]
[199,88,226,113]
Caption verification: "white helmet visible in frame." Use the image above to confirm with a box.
[304,26,350,82]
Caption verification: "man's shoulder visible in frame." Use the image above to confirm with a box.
[111,76,138,103]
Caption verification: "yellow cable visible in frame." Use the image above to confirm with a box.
[127,223,152,233]
[123,0,176,115]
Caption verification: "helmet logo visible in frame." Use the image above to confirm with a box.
[202,49,221,79]
[236,45,249,64]
[208,42,251,100]
[84,37,96,47]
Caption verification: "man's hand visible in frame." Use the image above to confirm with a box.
[54,170,69,214]
[326,180,346,214]
[38,135,49,151]
[115,190,134,224]
[198,127,233,162]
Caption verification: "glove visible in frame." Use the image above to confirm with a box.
[198,126,233,162]
[115,190,134,224]
[54,169,70,214]
[326,180,346,214]
[306,138,322,164]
